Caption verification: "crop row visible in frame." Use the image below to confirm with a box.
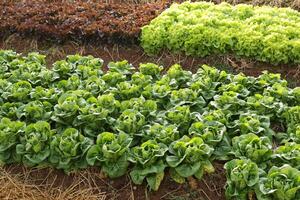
[0,50,299,199]
[0,0,167,42]
[141,2,300,65]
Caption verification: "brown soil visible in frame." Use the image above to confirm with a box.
[0,0,169,43]
[1,34,299,86]
[1,161,226,200]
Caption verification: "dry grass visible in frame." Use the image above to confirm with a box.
[0,166,106,200]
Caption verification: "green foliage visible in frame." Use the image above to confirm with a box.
[16,121,54,167]
[86,132,132,178]
[224,159,259,200]
[256,165,300,200]
[272,143,300,170]
[49,128,93,172]
[141,2,300,64]
[166,136,214,183]
[0,50,299,195]
[129,140,168,191]
[231,133,272,168]
[0,118,25,164]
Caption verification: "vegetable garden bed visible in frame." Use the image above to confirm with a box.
[0,0,168,43]
[0,50,300,199]
[1,1,300,200]
[141,2,300,65]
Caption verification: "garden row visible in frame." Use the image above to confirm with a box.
[0,50,299,199]
[0,0,168,42]
[141,2,300,65]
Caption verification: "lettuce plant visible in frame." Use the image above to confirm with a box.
[114,109,146,136]
[210,91,246,116]
[231,133,272,168]
[164,64,192,89]
[74,97,109,137]
[86,132,132,178]
[0,79,11,102]
[17,101,53,122]
[139,63,163,80]
[119,97,157,117]
[218,83,251,98]
[189,120,226,146]
[0,118,25,164]
[131,72,153,88]
[256,165,300,200]
[286,124,300,143]
[102,71,126,87]
[190,77,218,101]
[246,94,285,119]
[129,140,168,191]
[107,60,134,76]
[0,102,23,120]
[193,65,229,84]
[82,76,106,96]
[273,143,300,170]
[30,86,58,103]
[51,91,91,125]
[112,81,142,100]
[49,128,93,172]
[224,159,259,200]
[16,121,54,167]
[228,112,273,138]
[97,94,120,115]
[7,81,32,102]
[291,87,300,105]
[52,60,74,80]
[263,82,291,103]
[256,71,287,89]
[170,88,206,110]
[166,136,214,183]
[141,123,180,145]
[284,106,300,126]
[165,105,193,133]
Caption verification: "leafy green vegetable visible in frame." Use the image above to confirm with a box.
[166,136,214,183]
[256,165,300,200]
[189,120,226,146]
[86,132,132,178]
[0,50,300,194]
[49,128,93,172]
[114,109,146,136]
[142,123,180,145]
[224,159,259,200]
[228,112,273,138]
[139,63,163,79]
[273,143,300,170]
[17,101,52,122]
[129,140,168,191]
[0,118,25,164]
[108,60,134,75]
[16,121,54,167]
[231,133,272,168]
[141,2,300,64]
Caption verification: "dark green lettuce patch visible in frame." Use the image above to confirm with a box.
[0,50,299,196]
